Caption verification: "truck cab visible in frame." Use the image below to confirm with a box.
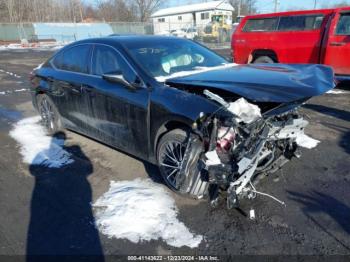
[232,7,350,79]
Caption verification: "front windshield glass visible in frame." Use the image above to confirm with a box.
[123,38,228,81]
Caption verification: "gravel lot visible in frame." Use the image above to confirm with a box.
[0,49,349,260]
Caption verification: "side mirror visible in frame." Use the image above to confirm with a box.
[102,73,144,90]
[102,73,131,87]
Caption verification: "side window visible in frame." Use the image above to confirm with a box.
[92,45,136,84]
[92,45,121,76]
[243,18,278,32]
[278,15,324,31]
[336,13,350,35]
[52,52,64,69]
[53,45,90,73]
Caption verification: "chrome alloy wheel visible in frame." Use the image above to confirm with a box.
[39,97,56,131]
[159,140,187,189]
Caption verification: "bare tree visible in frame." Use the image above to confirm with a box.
[0,0,144,22]
[229,0,257,21]
[133,0,163,22]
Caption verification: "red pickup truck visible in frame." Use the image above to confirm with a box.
[232,7,350,80]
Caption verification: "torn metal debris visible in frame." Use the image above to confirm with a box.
[174,89,321,209]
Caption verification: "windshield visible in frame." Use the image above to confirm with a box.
[123,38,228,81]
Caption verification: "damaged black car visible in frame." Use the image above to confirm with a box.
[31,36,334,208]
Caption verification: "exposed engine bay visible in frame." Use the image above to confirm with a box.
[176,89,318,209]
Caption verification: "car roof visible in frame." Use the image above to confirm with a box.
[243,8,335,20]
[68,35,188,48]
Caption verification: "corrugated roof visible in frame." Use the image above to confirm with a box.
[151,1,234,18]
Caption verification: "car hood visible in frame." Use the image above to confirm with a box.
[165,64,334,103]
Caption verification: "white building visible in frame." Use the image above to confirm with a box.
[151,1,234,34]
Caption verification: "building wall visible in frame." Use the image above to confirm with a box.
[153,9,233,34]
[153,13,193,34]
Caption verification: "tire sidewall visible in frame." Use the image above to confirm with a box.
[157,129,189,192]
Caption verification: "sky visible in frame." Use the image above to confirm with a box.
[164,0,350,13]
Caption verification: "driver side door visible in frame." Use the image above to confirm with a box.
[84,44,150,159]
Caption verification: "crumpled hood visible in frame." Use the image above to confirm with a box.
[165,64,335,103]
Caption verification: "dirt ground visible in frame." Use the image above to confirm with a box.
[0,49,349,261]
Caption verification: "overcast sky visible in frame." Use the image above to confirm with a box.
[164,0,350,13]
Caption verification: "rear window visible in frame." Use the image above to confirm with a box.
[53,44,91,73]
[243,15,324,32]
[243,18,278,32]
[278,15,324,31]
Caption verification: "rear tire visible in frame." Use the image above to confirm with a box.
[37,94,62,135]
[253,56,275,63]
[157,128,189,193]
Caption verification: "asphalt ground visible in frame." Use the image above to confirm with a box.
[0,49,349,260]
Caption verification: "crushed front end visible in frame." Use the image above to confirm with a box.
[175,90,320,209]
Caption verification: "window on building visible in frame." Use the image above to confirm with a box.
[158,18,165,22]
[178,16,182,21]
[243,18,278,32]
[201,12,209,20]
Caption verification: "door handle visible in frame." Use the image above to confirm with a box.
[330,41,346,46]
[81,84,96,97]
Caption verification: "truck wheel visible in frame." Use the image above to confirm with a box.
[253,56,275,63]
[37,94,62,135]
[157,128,189,193]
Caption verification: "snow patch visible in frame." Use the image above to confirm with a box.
[0,68,21,78]
[93,179,203,248]
[228,98,261,124]
[326,89,347,94]
[295,133,320,149]
[9,116,74,168]
[155,63,237,82]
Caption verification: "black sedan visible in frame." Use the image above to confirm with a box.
[31,36,334,207]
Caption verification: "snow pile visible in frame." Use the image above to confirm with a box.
[93,179,203,248]
[228,98,261,124]
[155,63,237,82]
[0,42,66,51]
[9,116,74,168]
[295,133,320,149]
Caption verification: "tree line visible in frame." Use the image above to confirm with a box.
[0,0,163,23]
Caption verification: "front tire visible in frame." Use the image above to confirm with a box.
[37,94,62,135]
[157,128,189,192]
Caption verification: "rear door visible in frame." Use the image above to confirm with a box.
[324,11,350,75]
[49,44,93,132]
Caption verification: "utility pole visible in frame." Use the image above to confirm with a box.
[238,0,242,17]
[314,0,317,9]
[274,0,279,12]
